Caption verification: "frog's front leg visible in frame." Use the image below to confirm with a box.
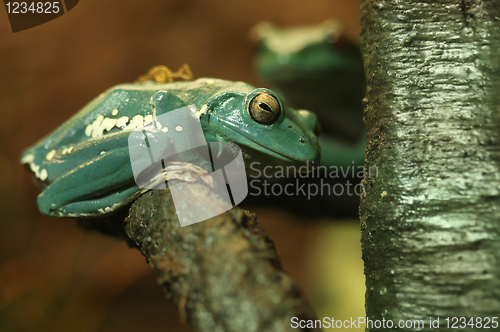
[37,127,171,217]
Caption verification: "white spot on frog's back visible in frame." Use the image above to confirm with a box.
[86,109,133,137]
[29,162,41,179]
[116,116,129,128]
[26,154,49,181]
[126,115,144,129]
[175,126,183,132]
[22,154,48,181]
[61,146,74,155]
[40,169,48,181]
[85,124,93,137]
[91,115,105,138]
[21,153,35,164]
[101,117,117,131]
[45,149,56,161]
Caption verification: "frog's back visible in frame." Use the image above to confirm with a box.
[21,78,255,164]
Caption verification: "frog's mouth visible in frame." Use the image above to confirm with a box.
[223,125,318,167]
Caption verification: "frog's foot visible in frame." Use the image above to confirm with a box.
[163,161,215,188]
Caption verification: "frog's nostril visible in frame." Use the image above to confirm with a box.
[299,137,306,143]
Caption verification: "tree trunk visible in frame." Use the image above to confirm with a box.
[360,0,500,330]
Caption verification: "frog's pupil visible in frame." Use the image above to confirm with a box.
[258,101,273,113]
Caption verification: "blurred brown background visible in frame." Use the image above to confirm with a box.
[0,1,363,331]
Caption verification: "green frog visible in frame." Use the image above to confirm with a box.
[21,77,320,218]
[251,19,366,168]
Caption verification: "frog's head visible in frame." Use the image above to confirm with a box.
[250,19,363,82]
[203,88,320,169]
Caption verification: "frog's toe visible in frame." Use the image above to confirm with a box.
[37,195,59,216]
[37,185,145,218]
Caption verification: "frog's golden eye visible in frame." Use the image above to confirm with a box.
[248,92,281,124]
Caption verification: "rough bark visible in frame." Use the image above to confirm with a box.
[360,0,500,331]
[122,181,318,332]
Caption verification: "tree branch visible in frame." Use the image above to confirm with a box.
[124,180,318,332]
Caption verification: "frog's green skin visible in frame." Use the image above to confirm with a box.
[252,20,366,167]
[21,78,320,218]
